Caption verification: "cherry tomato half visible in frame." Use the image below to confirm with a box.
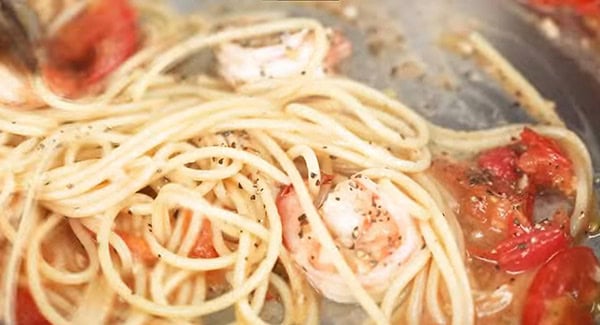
[523,246,600,325]
[485,224,571,273]
[43,0,139,96]
[16,288,50,325]
[518,128,574,194]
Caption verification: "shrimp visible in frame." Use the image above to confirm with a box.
[216,28,351,86]
[276,173,422,303]
[0,55,40,108]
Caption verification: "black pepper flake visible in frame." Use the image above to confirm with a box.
[310,172,317,179]
[315,179,321,186]
[351,226,359,239]
[301,70,306,75]
[421,243,426,249]
[517,242,527,250]
[254,243,259,248]
[238,183,243,189]
[322,146,328,149]
[158,254,162,258]
[218,158,224,165]
[298,213,308,225]
[335,197,340,201]
[66,183,74,189]
[250,194,256,200]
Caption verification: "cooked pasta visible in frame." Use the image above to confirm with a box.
[0,1,596,325]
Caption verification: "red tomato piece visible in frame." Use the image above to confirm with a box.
[178,210,219,258]
[116,231,157,264]
[461,188,512,231]
[16,288,50,325]
[529,0,600,16]
[517,128,574,194]
[477,146,520,183]
[523,246,600,325]
[485,225,571,273]
[189,219,219,259]
[43,0,139,96]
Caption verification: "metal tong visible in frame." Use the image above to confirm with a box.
[0,0,39,71]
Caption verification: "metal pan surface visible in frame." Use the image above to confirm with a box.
[169,0,600,323]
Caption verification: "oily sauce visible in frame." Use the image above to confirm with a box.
[429,128,599,324]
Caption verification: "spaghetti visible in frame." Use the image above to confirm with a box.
[0,1,595,325]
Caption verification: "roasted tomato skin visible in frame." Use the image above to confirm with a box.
[523,246,600,325]
[483,225,571,273]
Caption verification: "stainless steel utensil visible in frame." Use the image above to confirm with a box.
[0,0,39,71]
